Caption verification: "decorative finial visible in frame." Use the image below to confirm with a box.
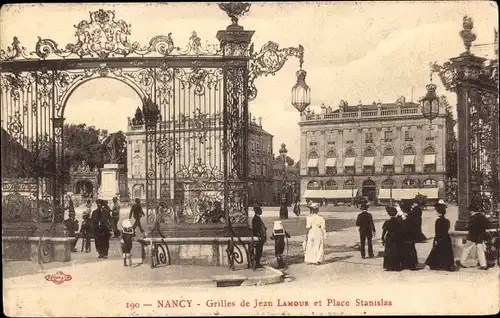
[218,2,251,27]
[460,16,477,53]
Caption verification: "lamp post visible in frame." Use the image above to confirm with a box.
[388,172,394,206]
[351,177,356,207]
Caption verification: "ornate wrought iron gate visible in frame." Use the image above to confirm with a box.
[432,17,499,231]
[0,9,252,229]
[2,5,306,268]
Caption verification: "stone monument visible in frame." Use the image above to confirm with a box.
[99,134,129,201]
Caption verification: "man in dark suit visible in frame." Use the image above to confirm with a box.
[457,203,490,270]
[356,202,375,258]
[129,198,146,237]
[91,199,112,259]
[252,205,267,268]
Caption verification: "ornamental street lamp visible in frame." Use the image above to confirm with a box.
[421,83,440,123]
[388,172,394,206]
[291,56,311,113]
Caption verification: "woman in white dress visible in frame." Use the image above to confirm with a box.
[304,202,327,265]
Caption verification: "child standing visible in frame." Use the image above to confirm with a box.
[121,219,135,266]
[270,220,291,269]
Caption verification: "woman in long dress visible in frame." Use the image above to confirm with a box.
[304,202,327,265]
[425,199,456,271]
[382,206,402,271]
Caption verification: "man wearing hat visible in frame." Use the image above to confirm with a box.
[129,198,146,237]
[91,199,112,259]
[456,203,489,270]
[252,205,267,268]
[111,197,121,238]
[356,202,376,259]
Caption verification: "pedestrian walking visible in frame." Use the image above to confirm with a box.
[410,197,427,243]
[356,202,376,259]
[304,202,327,265]
[425,199,457,271]
[397,199,421,270]
[120,219,135,266]
[129,198,146,237]
[111,197,121,238]
[270,220,291,269]
[91,199,112,259]
[279,196,289,220]
[293,199,301,217]
[83,199,92,219]
[382,206,402,271]
[64,214,79,252]
[67,196,76,220]
[79,215,92,253]
[456,203,489,270]
[252,205,267,268]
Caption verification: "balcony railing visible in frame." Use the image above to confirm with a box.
[301,107,424,123]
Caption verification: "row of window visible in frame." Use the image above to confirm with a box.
[306,164,436,176]
[307,127,438,145]
[306,178,437,190]
[250,141,271,154]
[308,145,437,159]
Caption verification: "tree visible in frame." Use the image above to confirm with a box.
[62,124,110,172]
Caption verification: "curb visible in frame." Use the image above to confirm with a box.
[240,266,284,286]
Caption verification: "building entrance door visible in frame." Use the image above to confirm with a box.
[362,179,377,203]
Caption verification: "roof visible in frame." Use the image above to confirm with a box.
[331,101,420,113]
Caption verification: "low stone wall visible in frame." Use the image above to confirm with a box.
[3,236,74,263]
[140,237,257,269]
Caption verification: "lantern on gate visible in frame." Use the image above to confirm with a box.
[421,83,440,123]
[291,69,311,113]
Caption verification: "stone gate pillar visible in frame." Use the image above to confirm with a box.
[216,9,254,228]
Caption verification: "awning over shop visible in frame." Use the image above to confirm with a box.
[382,156,395,165]
[344,157,355,167]
[423,154,436,165]
[362,156,375,166]
[323,189,359,199]
[378,188,440,200]
[403,155,415,165]
[325,157,337,167]
[303,189,359,199]
[302,189,323,199]
[307,158,319,168]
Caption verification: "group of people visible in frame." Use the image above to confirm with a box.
[380,198,491,271]
[251,197,494,272]
[252,202,328,269]
[62,197,147,261]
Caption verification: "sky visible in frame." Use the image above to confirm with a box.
[1,2,498,160]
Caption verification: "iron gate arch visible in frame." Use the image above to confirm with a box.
[1,5,306,268]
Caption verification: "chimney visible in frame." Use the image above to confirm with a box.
[258,117,262,126]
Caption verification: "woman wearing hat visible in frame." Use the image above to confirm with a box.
[397,200,421,270]
[425,200,456,271]
[382,206,402,271]
[304,202,327,265]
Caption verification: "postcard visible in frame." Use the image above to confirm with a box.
[1,2,499,316]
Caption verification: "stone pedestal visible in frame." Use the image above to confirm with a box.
[100,163,128,201]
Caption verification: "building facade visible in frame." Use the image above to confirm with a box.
[126,113,274,205]
[299,96,450,205]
